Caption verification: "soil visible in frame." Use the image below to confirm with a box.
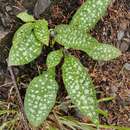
[0,0,130,130]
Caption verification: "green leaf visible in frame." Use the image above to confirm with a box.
[47,50,63,68]
[62,55,99,125]
[48,126,58,130]
[8,23,43,66]
[24,68,58,127]
[54,25,121,61]
[97,109,108,118]
[80,124,96,130]
[34,20,49,45]
[54,24,97,50]
[59,116,96,130]
[17,12,35,22]
[70,0,111,32]
[87,44,121,61]
[60,116,130,130]
[98,96,115,103]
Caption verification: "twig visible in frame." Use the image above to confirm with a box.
[0,82,13,88]
[8,66,30,130]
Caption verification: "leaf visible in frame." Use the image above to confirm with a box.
[47,49,63,68]
[59,116,80,130]
[34,19,49,45]
[70,0,111,32]
[54,25,121,61]
[17,12,35,22]
[80,124,96,130]
[60,116,130,130]
[97,109,108,118]
[8,23,43,66]
[88,44,121,61]
[24,68,58,127]
[59,116,96,130]
[54,24,97,50]
[98,96,115,103]
[62,55,99,125]
[48,126,58,130]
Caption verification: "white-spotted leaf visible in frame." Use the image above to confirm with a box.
[24,68,58,127]
[62,55,99,125]
[17,12,35,22]
[47,50,63,68]
[54,25,121,61]
[54,24,97,50]
[70,0,111,32]
[88,44,121,61]
[34,20,49,45]
[8,23,43,66]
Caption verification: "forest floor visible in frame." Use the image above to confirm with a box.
[0,0,130,130]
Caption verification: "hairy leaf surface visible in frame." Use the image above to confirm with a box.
[9,23,43,65]
[70,0,111,31]
[47,50,63,68]
[24,68,58,127]
[34,20,49,45]
[55,25,121,61]
[17,12,35,22]
[62,55,99,125]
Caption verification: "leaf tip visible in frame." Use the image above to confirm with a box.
[17,11,35,22]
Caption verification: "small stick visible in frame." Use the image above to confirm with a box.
[8,66,30,130]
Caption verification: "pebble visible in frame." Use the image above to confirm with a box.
[124,63,130,71]
[6,5,12,12]
[117,30,124,41]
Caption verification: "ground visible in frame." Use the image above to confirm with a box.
[0,0,130,130]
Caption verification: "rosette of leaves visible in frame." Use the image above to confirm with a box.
[8,0,121,128]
